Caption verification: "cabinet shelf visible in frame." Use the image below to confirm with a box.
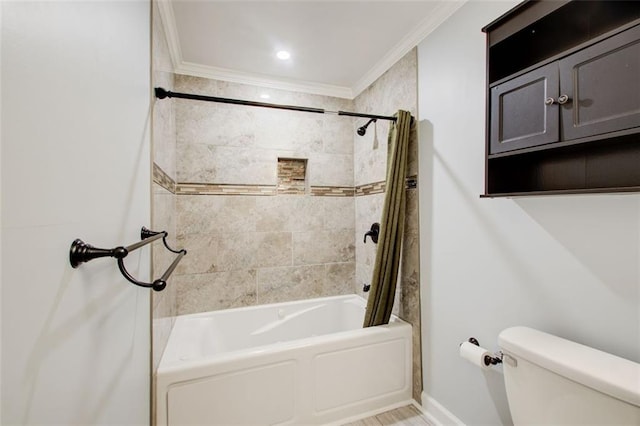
[488,17,640,90]
[485,1,640,84]
[481,187,640,199]
[482,0,640,197]
[486,134,640,196]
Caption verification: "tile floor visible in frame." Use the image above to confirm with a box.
[341,405,433,426]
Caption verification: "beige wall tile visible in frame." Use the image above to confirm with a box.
[293,229,355,265]
[177,102,256,149]
[153,83,176,179]
[174,75,354,188]
[175,270,257,315]
[254,109,324,153]
[352,49,421,400]
[177,144,277,185]
[324,262,356,296]
[323,197,355,231]
[398,231,421,402]
[404,188,419,235]
[152,185,177,280]
[399,233,420,325]
[151,0,177,376]
[354,142,388,186]
[152,3,176,181]
[176,231,291,274]
[353,49,417,187]
[255,196,324,233]
[323,115,354,155]
[174,233,220,275]
[176,195,257,235]
[407,122,419,178]
[257,265,325,304]
[354,192,384,297]
[175,101,214,146]
[254,196,291,232]
[214,232,258,271]
[307,152,354,187]
[255,232,293,268]
[175,73,218,94]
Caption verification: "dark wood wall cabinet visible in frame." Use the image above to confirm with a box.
[482,0,640,197]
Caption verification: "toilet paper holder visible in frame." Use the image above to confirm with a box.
[467,337,503,366]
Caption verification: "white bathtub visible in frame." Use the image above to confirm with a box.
[156,294,412,425]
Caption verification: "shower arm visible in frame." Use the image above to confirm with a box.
[357,118,377,136]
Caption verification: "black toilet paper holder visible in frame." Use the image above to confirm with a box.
[467,337,503,366]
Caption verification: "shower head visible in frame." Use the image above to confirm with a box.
[357,118,377,136]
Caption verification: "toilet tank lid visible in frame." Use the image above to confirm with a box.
[499,326,640,408]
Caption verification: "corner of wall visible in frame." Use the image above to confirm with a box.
[0,1,3,421]
[419,393,466,426]
[151,0,179,379]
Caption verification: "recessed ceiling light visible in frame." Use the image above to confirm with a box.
[276,50,291,60]
[260,93,270,99]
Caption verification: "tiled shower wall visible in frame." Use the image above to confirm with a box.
[150,6,421,401]
[172,76,357,313]
[353,49,421,402]
[151,1,177,375]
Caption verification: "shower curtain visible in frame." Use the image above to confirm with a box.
[363,110,412,327]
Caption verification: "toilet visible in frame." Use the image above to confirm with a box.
[498,326,640,425]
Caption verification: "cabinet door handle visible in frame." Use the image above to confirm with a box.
[558,94,572,104]
[544,97,556,105]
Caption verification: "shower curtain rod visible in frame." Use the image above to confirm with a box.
[154,87,397,122]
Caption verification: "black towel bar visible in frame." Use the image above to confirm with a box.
[69,227,187,292]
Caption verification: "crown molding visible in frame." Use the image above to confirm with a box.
[351,1,467,97]
[156,0,465,100]
[156,0,353,98]
[156,0,182,71]
[175,62,354,99]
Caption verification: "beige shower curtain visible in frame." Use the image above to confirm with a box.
[363,110,412,327]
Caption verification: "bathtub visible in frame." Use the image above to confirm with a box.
[156,294,412,425]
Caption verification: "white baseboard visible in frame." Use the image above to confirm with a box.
[417,392,466,426]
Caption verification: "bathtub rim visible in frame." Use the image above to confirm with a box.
[169,293,368,321]
[158,294,410,373]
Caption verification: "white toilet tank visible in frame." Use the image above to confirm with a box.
[498,326,640,425]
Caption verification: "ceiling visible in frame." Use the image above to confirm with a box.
[159,1,465,98]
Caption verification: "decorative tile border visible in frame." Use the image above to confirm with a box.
[355,180,386,196]
[310,186,355,197]
[354,175,417,197]
[153,163,176,194]
[175,182,277,196]
[154,161,418,197]
[277,186,306,195]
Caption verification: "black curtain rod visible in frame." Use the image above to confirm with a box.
[154,87,397,122]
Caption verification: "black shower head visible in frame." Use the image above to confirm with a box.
[357,118,377,136]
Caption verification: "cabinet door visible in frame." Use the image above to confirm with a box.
[560,24,640,141]
[490,62,559,154]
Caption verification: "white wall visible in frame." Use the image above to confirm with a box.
[418,1,640,424]
[1,1,150,424]
[0,2,3,420]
